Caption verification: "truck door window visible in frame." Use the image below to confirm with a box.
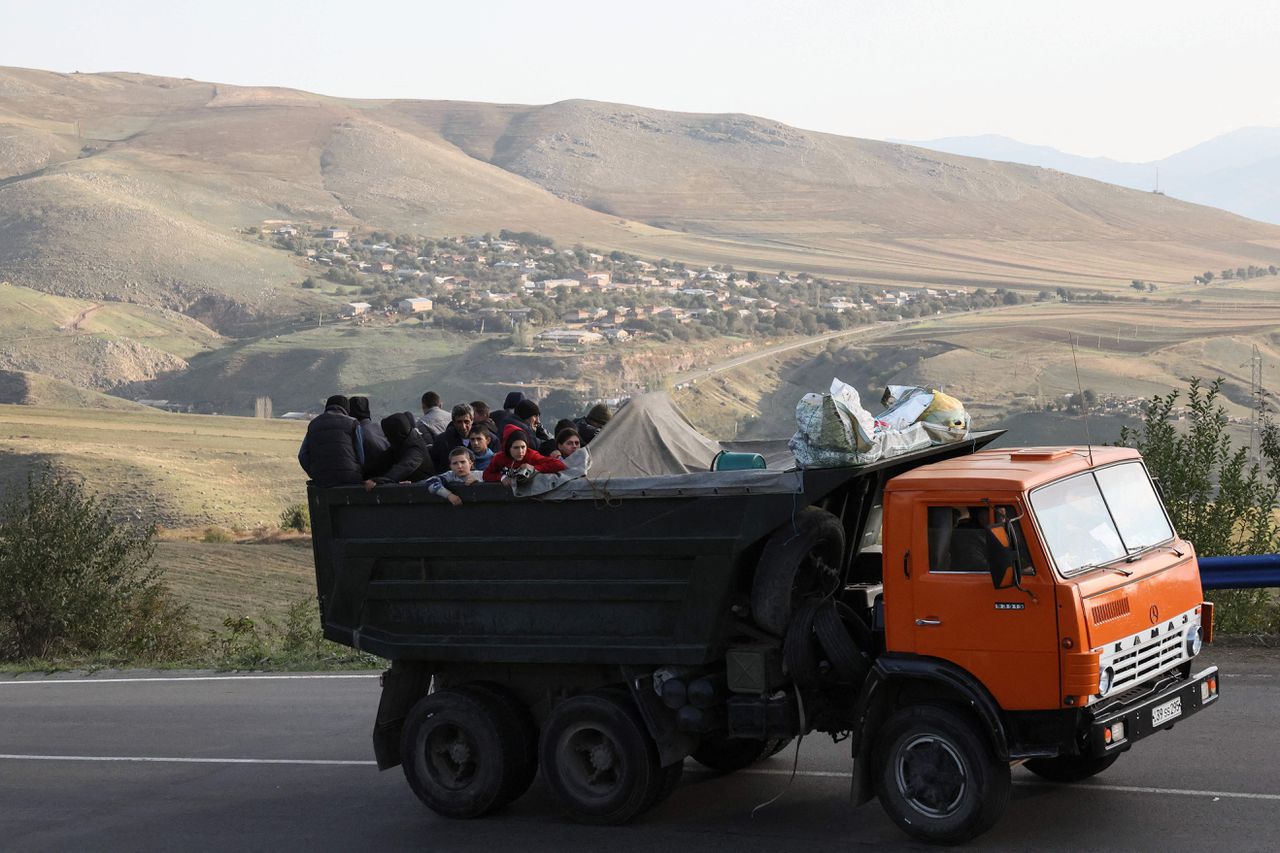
[926,505,1031,574]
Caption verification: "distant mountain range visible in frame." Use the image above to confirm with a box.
[900,128,1280,224]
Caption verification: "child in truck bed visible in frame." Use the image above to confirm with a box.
[423,447,483,506]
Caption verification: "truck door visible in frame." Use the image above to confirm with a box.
[908,499,1059,711]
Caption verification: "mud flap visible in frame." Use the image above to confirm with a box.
[372,662,434,770]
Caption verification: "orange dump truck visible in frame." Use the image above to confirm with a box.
[310,436,1219,844]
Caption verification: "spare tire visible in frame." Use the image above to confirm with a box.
[752,508,845,636]
[814,600,871,686]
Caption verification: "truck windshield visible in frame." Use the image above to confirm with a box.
[1030,462,1173,576]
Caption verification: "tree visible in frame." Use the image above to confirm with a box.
[1131,280,1146,291]
[0,470,193,661]
[1118,379,1280,633]
[1202,271,1214,284]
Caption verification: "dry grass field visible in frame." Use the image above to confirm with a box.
[0,404,307,528]
[153,539,316,631]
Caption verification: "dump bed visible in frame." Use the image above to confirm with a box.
[309,432,1002,665]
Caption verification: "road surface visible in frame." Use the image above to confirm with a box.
[2,646,1277,851]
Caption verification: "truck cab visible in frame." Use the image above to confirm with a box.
[857,445,1218,839]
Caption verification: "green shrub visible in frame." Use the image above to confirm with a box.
[0,468,195,661]
[204,600,377,669]
[1119,378,1280,635]
[279,503,310,532]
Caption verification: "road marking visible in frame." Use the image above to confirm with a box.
[0,674,379,686]
[1,754,1274,803]
[0,754,377,766]
[688,767,1280,802]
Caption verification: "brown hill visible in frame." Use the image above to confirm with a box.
[4,65,1279,311]
[3,65,1280,409]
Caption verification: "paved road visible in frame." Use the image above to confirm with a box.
[2,647,1278,851]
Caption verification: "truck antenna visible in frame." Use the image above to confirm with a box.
[1071,336,1095,467]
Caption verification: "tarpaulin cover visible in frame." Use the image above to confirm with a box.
[512,392,805,499]
[587,392,741,477]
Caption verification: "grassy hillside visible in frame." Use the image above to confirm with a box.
[0,404,307,528]
[673,295,1280,441]
[4,65,1279,315]
[0,281,221,391]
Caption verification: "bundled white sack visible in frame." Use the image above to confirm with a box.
[790,379,931,467]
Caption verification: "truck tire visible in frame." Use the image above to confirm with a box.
[814,600,871,686]
[751,507,845,636]
[400,687,527,819]
[458,682,539,805]
[540,691,663,825]
[690,734,779,773]
[783,599,824,688]
[872,704,1010,845]
[1024,753,1119,783]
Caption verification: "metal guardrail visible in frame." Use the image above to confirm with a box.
[1198,555,1280,590]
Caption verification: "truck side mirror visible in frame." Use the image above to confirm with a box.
[987,517,1025,590]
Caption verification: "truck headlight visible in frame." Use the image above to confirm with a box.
[1185,625,1203,657]
[1098,666,1114,695]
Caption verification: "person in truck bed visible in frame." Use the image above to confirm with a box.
[467,426,495,471]
[483,424,566,486]
[423,447,483,506]
[298,394,365,488]
[367,412,434,487]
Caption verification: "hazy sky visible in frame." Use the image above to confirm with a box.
[4,0,1278,161]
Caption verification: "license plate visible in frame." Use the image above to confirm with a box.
[1152,696,1182,726]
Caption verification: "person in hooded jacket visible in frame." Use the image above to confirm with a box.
[298,395,365,488]
[369,411,434,487]
[575,402,611,446]
[348,396,391,478]
[483,424,567,485]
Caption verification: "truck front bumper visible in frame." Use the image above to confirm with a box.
[1087,665,1219,757]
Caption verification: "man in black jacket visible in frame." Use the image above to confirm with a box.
[348,396,391,478]
[298,395,365,487]
[430,403,473,471]
[371,412,434,485]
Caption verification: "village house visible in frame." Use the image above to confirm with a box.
[318,227,349,240]
[398,297,434,314]
[341,302,372,317]
[579,271,611,287]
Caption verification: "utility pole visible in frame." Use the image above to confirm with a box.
[1247,344,1264,455]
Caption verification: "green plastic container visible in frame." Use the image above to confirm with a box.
[710,451,767,471]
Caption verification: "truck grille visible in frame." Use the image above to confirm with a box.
[1096,606,1197,700]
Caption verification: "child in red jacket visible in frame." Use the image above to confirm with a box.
[483,424,567,486]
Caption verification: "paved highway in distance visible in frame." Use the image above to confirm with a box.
[2,645,1277,852]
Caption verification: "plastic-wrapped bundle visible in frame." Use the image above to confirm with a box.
[790,379,970,468]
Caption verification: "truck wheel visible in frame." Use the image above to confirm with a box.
[458,682,539,805]
[752,507,844,636]
[540,691,662,824]
[691,734,778,772]
[399,688,525,819]
[872,705,1010,845]
[1024,753,1119,783]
